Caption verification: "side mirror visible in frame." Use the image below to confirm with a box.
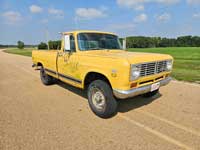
[122,38,126,50]
[64,35,71,51]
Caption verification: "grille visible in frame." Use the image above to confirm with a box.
[140,61,167,77]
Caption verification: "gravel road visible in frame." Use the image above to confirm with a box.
[0,49,200,150]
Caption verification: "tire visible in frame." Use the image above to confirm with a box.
[40,67,55,85]
[143,89,159,98]
[87,80,118,119]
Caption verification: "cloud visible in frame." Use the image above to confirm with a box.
[156,13,171,22]
[99,6,108,11]
[186,0,200,4]
[134,13,147,22]
[117,0,180,10]
[193,13,200,18]
[29,5,43,13]
[1,11,22,24]
[41,19,48,24]
[104,23,135,37]
[155,0,180,5]
[48,8,64,18]
[75,8,106,20]
[110,24,135,30]
[134,5,145,11]
[117,0,145,10]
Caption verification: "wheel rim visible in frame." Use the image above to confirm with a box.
[90,87,106,111]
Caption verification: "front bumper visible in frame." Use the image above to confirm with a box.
[113,77,172,99]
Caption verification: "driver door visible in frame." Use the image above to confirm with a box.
[57,34,81,87]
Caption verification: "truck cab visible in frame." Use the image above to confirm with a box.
[32,30,173,118]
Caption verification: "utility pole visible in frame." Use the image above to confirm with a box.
[45,26,50,50]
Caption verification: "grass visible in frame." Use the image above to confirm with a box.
[3,47,200,83]
[128,47,200,83]
[4,48,33,57]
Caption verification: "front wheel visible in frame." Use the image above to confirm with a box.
[87,80,118,118]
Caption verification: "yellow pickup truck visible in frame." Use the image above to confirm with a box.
[32,30,173,118]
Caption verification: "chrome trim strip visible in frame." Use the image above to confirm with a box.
[113,77,172,99]
[58,73,82,84]
[45,68,57,75]
[44,68,82,84]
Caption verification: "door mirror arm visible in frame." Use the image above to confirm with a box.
[64,49,73,54]
[64,49,74,57]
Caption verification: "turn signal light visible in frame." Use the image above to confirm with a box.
[130,82,137,88]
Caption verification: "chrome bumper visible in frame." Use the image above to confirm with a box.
[113,77,172,99]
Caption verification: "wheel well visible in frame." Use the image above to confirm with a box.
[35,62,43,70]
[37,62,43,67]
[84,72,112,89]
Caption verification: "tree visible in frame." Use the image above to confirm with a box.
[17,41,24,49]
[192,36,200,47]
[126,36,157,48]
[124,35,200,48]
[176,36,192,47]
[48,40,61,49]
[38,42,48,50]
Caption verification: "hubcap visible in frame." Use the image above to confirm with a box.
[91,87,106,110]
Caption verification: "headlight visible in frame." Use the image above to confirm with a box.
[130,64,141,81]
[166,60,173,71]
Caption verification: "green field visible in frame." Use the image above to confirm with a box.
[129,47,200,83]
[3,47,200,83]
[4,48,33,57]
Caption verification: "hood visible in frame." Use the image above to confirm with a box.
[81,50,173,64]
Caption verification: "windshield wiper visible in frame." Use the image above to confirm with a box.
[87,48,119,51]
[88,47,107,50]
[89,48,101,50]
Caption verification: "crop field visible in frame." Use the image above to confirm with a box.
[3,47,200,83]
[4,48,33,57]
[129,47,200,83]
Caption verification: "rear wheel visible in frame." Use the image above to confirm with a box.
[87,80,118,118]
[143,89,159,98]
[40,67,55,85]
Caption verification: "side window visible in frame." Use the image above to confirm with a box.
[70,35,75,51]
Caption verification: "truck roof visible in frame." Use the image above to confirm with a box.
[62,30,116,36]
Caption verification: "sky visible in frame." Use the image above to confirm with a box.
[0,0,200,45]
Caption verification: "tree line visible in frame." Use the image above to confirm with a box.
[125,35,200,48]
[38,40,61,50]
[0,41,36,49]
[1,35,200,50]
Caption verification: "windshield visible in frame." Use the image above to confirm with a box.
[77,33,122,51]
